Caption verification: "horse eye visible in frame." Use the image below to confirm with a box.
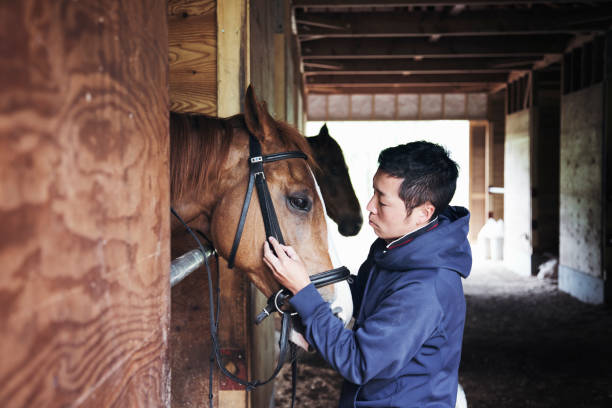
[287,195,312,212]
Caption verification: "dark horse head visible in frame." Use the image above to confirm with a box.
[307,124,363,236]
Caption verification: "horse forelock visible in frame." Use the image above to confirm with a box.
[170,113,234,202]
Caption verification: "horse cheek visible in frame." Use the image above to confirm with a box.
[209,187,244,263]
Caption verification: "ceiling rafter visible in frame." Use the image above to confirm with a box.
[295,8,612,38]
[306,73,509,85]
[307,84,496,94]
[301,35,571,59]
[303,57,538,74]
[293,0,611,8]
[293,1,611,94]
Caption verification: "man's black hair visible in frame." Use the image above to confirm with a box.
[378,141,459,218]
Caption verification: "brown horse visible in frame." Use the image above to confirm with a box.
[308,124,363,236]
[169,86,350,406]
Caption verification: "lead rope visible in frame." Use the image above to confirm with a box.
[171,208,296,408]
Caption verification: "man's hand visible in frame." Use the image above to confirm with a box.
[263,237,311,295]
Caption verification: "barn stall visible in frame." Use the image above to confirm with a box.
[2,1,612,408]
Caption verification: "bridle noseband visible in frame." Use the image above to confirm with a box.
[172,132,350,408]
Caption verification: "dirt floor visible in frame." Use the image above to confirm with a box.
[274,261,612,408]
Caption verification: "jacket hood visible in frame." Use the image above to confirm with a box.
[373,206,472,278]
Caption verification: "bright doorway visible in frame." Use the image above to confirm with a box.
[306,120,470,274]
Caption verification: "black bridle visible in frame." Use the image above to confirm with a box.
[172,133,350,408]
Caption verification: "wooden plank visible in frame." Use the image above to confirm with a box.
[168,0,215,16]
[296,8,612,38]
[218,0,248,117]
[168,7,217,114]
[303,57,536,74]
[274,33,286,120]
[293,0,611,6]
[306,73,508,85]
[307,84,496,94]
[218,1,249,407]
[301,35,570,59]
[250,0,276,117]
[0,1,170,407]
[469,123,487,242]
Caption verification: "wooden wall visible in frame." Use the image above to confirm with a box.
[0,1,170,406]
[168,0,217,114]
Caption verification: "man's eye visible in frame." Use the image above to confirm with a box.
[288,196,312,212]
[379,201,386,207]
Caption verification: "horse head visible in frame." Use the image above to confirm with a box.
[170,86,351,335]
[307,124,363,236]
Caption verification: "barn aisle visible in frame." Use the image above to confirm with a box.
[461,261,612,408]
[275,261,612,408]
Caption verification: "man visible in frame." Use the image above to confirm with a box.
[263,141,471,407]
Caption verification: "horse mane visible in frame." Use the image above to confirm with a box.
[170,112,318,202]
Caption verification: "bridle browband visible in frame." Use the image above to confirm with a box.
[172,132,350,408]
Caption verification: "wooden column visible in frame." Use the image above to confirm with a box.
[469,122,488,243]
[218,2,251,407]
[0,1,170,406]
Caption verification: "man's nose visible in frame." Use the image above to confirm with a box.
[366,196,376,213]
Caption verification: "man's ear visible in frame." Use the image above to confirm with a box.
[418,202,436,224]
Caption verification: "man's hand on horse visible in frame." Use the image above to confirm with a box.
[263,236,311,295]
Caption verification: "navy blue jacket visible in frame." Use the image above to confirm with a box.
[290,206,472,407]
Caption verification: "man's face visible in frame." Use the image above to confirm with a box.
[366,170,433,242]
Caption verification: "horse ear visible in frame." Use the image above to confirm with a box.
[319,123,330,138]
[244,84,277,143]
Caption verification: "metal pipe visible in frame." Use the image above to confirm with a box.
[170,247,215,287]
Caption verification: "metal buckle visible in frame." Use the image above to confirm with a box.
[273,290,298,316]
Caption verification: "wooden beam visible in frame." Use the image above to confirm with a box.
[296,8,612,38]
[306,84,495,93]
[306,73,508,84]
[303,57,536,74]
[294,0,612,7]
[301,35,571,59]
[218,0,248,116]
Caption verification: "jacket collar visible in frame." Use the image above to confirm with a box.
[385,216,439,250]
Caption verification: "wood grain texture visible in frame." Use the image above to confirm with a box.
[168,0,216,16]
[0,1,170,407]
[168,1,217,114]
[217,0,248,117]
[469,124,487,242]
[250,0,277,118]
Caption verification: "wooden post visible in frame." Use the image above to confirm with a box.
[217,1,250,407]
[469,121,488,243]
[0,1,170,406]
[218,0,249,117]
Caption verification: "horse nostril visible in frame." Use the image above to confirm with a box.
[338,218,363,236]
